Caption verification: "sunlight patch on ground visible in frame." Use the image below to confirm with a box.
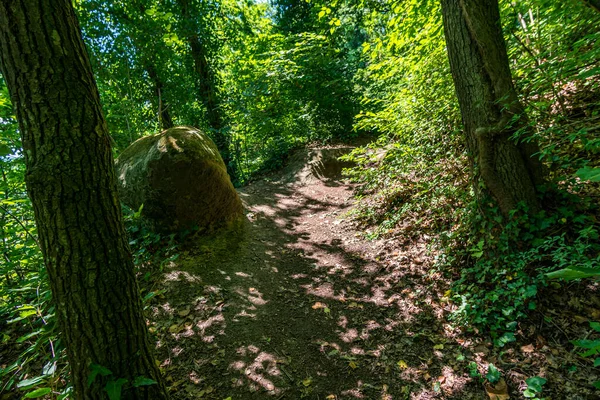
[230,346,285,395]
[163,270,202,283]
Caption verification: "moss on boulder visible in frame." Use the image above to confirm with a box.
[115,126,243,232]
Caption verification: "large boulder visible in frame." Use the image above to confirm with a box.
[115,126,243,232]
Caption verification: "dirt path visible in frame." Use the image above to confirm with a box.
[146,151,600,399]
[146,150,484,399]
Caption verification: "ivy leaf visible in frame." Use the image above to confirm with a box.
[486,364,501,383]
[88,363,112,387]
[525,376,546,392]
[104,378,128,400]
[132,376,157,387]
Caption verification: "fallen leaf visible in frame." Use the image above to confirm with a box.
[312,302,326,310]
[485,378,509,400]
[169,324,181,334]
[326,395,336,400]
[349,361,358,369]
[302,378,312,387]
[397,360,408,369]
[433,344,444,350]
[520,344,534,353]
[474,343,490,355]
[178,308,191,317]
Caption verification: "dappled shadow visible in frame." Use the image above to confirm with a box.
[145,171,482,399]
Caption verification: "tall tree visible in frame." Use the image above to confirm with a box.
[440,0,545,214]
[0,1,169,399]
[146,63,175,130]
[176,0,230,169]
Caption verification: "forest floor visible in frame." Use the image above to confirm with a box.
[146,147,600,400]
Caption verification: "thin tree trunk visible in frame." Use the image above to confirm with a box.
[440,0,545,214]
[146,64,174,130]
[0,1,169,398]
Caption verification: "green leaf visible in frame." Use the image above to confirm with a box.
[486,364,501,383]
[24,387,52,398]
[88,363,112,387]
[546,267,600,280]
[105,378,128,400]
[524,285,537,297]
[576,166,600,182]
[16,329,43,343]
[572,339,600,349]
[590,322,600,332]
[132,376,157,387]
[496,332,516,347]
[525,376,546,392]
[17,376,45,390]
[594,357,600,367]
[0,144,11,156]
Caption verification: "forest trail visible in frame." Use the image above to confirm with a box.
[148,148,477,400]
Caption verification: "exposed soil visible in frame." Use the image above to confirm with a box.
[146,147,600,400]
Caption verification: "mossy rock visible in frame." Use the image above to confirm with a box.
[115,126,243,232]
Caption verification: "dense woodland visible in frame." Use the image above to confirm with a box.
[0,0,599,399]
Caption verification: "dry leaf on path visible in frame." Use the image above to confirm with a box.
[485,378,509,400]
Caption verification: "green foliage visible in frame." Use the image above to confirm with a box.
[88,363,157,400]
[340,0,466,240]
[524,376,547,399]
[0,77,68,399]
[343,0,600,341]
[221,19,361,183]
[571,321,600,389]
[446,190,599,338]
[486,363,501,384]
[123,204,181,275]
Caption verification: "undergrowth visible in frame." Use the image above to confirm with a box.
[0,201,181,398]
[343,0,600,342]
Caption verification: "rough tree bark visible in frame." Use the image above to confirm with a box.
[0,1,169,399]
[440,0,545,214]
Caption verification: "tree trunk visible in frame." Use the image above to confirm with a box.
[176,0,232,173]
[583,0,600,13]
[146,64,174,130]
[440,0,544,215]
[0,1,169,399]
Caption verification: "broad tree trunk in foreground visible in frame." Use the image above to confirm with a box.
[0,1,169,398]
[440,0,544,214]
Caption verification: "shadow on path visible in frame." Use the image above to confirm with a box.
[148,172,481,399]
